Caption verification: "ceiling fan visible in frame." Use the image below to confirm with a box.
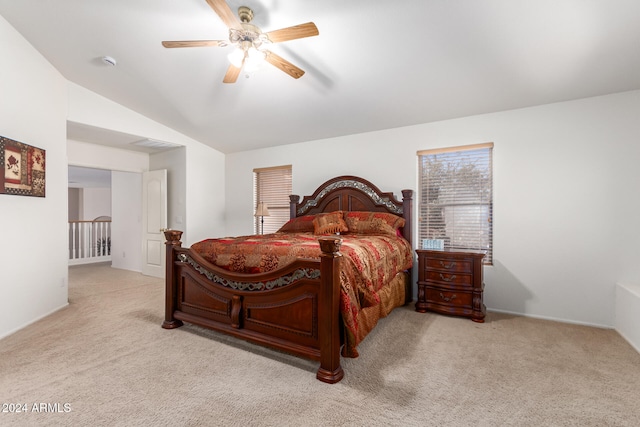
[162,0,319,83]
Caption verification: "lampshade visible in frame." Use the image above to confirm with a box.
[244,47,266,73]
[227,48,245,68]
[255,202,270,217]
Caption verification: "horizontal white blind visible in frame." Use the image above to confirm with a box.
[253,165,292,234]
[418,144,493,264]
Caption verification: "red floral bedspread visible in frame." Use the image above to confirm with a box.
[190,232,413,356]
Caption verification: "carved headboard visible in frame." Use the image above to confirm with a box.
[289,175,413,246]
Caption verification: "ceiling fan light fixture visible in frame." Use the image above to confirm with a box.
[227,48,245,67]
[161,2,319,83]
[244,47,267,73]
[247,47,266,60]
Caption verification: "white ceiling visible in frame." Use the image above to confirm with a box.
[68,165,111,188]
[1,0,639,154]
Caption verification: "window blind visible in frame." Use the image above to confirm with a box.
[253,165,292,234]
[418,143,493,264]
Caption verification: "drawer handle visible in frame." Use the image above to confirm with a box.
[439,273,457,282]
[439,292,457,302]
[439,261,456,269]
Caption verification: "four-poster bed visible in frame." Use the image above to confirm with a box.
[162,175,413,383]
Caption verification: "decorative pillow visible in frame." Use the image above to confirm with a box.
[344,211,405,236]
[313,211,348,235]
[277,215,316,233]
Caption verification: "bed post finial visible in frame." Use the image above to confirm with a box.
[318,236,342,254]
[164,229,183,246]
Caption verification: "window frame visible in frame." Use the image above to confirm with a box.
[253,165,292,234]
[417,143,493,264]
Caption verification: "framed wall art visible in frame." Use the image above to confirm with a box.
[1,135,46,197]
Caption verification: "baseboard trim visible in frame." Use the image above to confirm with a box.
[487,308,612,330]
[614,282,640,355]
[616,329,640,354]
[0,303,69,341]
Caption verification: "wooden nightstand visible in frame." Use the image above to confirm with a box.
[415,249,486,322]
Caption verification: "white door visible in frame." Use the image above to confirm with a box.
[142,169,167,278]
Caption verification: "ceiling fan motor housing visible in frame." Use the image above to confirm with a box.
[238,6,254,23]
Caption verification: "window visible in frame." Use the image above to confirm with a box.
[418,143,493,264]
[253,165,292,234]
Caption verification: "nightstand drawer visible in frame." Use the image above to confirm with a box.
[424,288,472,308]
[424,258,473,273]
[425,271,472,286]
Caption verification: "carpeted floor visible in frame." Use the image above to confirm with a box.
[1,263,639,426]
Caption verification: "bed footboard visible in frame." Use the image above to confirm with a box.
[162,230,344,384]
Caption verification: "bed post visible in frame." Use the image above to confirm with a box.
[402,189,414,304]
[401,189,413,244]
[316,236,345,384]
[289,194,300,219]
[162,230,184,329]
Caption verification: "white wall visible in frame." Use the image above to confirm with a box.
[81,188,111,220]
[69,188,80,221]
[0,16,69,339]
[68,85,226,248]
[68,139,149,173]
[150,147,187,238]
[68,140,148,273]
[615,283,640,353]
[110,171,143,272]
[67,78,227,262]
[2,8,636,338]
[183,143,226,246]
[150,141,226,250]
[0,14,226,339]
[226,90,640,328]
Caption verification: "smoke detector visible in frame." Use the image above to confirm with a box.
[101,56,117,66]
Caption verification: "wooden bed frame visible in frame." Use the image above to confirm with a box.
[162,175,413,383]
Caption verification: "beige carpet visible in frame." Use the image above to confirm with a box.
[1,263,639,426]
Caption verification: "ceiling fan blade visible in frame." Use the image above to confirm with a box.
[265,22,319,43]
[223,64,242,83]
[264,51,305,79]
[205,0,242,29]
[162,40,228,48]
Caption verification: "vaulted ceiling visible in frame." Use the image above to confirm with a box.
[1,0,639,154]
